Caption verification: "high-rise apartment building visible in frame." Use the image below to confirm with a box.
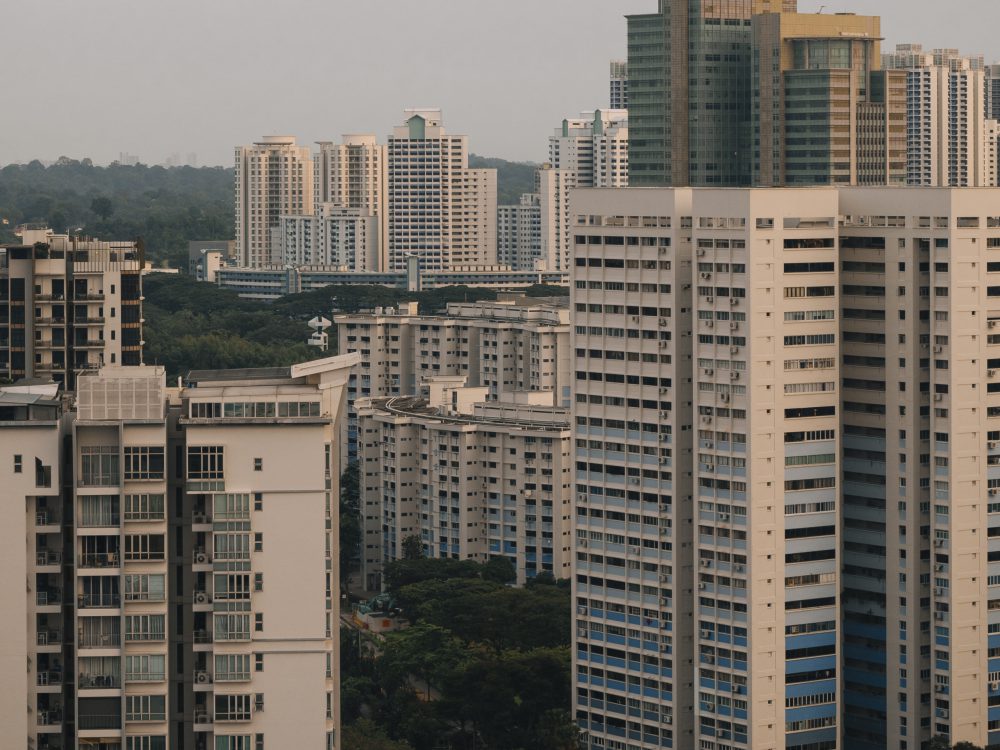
[275,205,380,271]
[3,355,358,750]
[497,193,542,271]
[386,110,497,271]
[540,111,629,272]
[0,227,143,389]
[356,385,572,590]
[234,136,314,267]
[986,63,1000,122]
[570,184,1000,750]
[883,44,993,187]
[336,296,572,464]
[753,13,907,186]
[314,135,388,269]
[626,0,797,187]
[610,60,628,110]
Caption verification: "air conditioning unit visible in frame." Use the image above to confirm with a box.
[991,682,999,691]
[935,612,946,621]
[632,316,640,323]
[706,296,714,303]
[194,553,209,564]
[935,563,945,572]
[661,411,670,419]
[730,346,740,354]
[730,322,738,330]
[707,321,714,328]
[719,513,730,521]
[660,643,670,653]
[990,370,997,377]
[663,714,673,725]
[934,393,943,401]
[706,464,715,471]
[194,592,210,605]
[195,671,211,684]
[700,629,712,638]
[934,587,944,596]
[730,372,740,380]
[701,272,711,280]
[705,368,714,375]
[629,546,642,556]
[579,539,588,548]
[660,574,670,583]
[577,605,588,615]
[700,559,711,567]
[698,582,707,590]
[730,298,738,306]
[720,394,730,403]
[660,387,670,393]
[734,564,744,573]
[660,341,669,348]
[192,513,207,524]
[659,318,669,326]
[578,628,588,638]
[629,477,641,485]
[991,320,998,328]
[935,538,945,546]
[702,416,712,424]
[991,442,998,449]
[935,683,947,692]
[697,249,706,256]
[934,345,943,353]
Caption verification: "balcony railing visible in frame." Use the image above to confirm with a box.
[78,593,121,609]
[79,632,121,649]
[36,671,63,686]
[36,591,62,606]
[77,713,122,729]
[79,552,120,568]
[79,673,121,689]
[193,711,213,724]
[36,551,62,566]
[36,630,62,645]
[193,630,213,644]
[37,709,63,726]
[35,511,61,526]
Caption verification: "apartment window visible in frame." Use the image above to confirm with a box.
[125,654,166,682]
[255,613,264,632]
[13,454,22,473]
[215,694,252,722]
[124,494,165,521]
[125,694,166,722]
[214,738,252,750]
[255,653,264,672]
[256,735,264,750]
[80,446,120,486]
[214,573,251,601]
[254,493,263,511]
[124,574,165,602]
[214,613,251,642]
[215,654,251,682]
[253,458,262,472]
[188,446,224,480]
[125,614,165,642]
[124,447,165,480]
[125,738,166,750]
[79,495,120,527]
[124,534,165,561]
[254,533,263,552]
[214,533,250,561]
[214,493,251,520]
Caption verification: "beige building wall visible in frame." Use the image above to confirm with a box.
[235,136,314,267]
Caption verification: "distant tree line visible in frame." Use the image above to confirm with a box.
[0,158,233,268]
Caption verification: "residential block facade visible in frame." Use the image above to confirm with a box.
[356,389,572,590]
[3,355,358,750]
[234,136,314,268]
[0,228,143,389]
[570,185,1000,750]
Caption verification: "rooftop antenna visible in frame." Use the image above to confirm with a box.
[818,4,826,12]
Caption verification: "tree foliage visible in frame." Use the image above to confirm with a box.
[0,159,232,267]
[343,719,414,750]
[342,558,575,749]
[340,463,362,584]
[469,154,539,205]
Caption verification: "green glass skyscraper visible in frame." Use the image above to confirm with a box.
[627,0,797,187]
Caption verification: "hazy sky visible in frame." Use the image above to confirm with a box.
[2,0,998,167]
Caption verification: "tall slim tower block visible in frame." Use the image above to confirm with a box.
[235,136,314,267]
[386,110,497,271]
[753,13,907,186]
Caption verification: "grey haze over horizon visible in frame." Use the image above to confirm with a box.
[2,0,998,168]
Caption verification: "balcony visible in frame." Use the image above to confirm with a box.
[36,671,63,686]
[194,710,213,725]
[36,551,62,566]
[36,590,62,607]
[37,630,62,646]
[193,629,213,644]
[74,340,106,350]
[79,552,120,569]
[78,593,121,609]
[35,511,61,527]
[79,673,121,690]
[79,632,121,649]
[77,713,122,729]
[37,709,63,726]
